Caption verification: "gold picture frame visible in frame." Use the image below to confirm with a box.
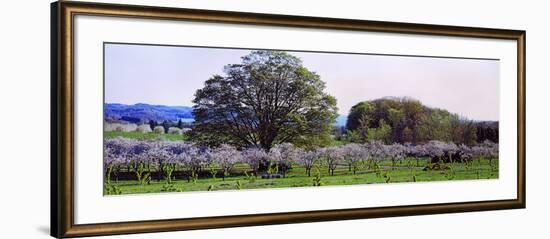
[51,1,526,237]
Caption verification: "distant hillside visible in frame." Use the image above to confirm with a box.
[105,103,193,123]
[106,103,348,126]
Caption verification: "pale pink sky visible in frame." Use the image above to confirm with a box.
[105,43,499,121]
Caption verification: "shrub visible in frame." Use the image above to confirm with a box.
[153,126,165,134]
[168,127,183,135]
[105,122,138,132]
[136,124,152,133]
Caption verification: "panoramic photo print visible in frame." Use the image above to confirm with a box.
[103,43,500,195]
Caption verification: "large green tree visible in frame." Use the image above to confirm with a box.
[191,51,338,150]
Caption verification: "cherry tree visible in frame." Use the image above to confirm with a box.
[366,140,387,161]
[408,144,428,166]
[242,147,268,177]
[145,141,173,182]
[297,149,319,177]
[472,140,499,164]
[176,145,210,182]
[210,144,242,180]
[321,146,344,176]
[104,146,126,183]
[269,143,299,177]
[386,143,406,168]
[342,143,368,174]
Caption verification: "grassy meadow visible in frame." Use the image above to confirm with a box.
[105,131,188,141]
[106,158,498,195]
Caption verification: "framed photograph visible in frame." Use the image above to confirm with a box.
[51,1,525,238]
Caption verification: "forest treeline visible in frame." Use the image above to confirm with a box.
[338,97,498,145]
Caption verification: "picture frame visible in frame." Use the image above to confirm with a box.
[51,1,526,238]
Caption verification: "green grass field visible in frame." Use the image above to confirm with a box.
[105,158,498,195]
[105,131,188,141]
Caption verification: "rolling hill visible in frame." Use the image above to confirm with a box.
[104,103,193,123]
[105,103,348,126]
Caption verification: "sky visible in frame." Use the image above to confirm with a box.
[104,43,499,121]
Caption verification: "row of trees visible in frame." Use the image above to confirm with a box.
[105,137,498,183]
[148,119,192,134]
[344,97,499,145]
